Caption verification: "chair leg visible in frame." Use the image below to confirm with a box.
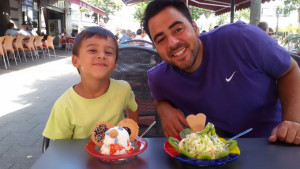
[12,52,17,65]
[22,50,27,62]
[47,49,51,58]
[53,48,56,57]
[35,50,39,60]
[5,53,10,67]
[42,49,45,58]
[17,51,22,63]
[29,49,34,61]
[1,54,7,69]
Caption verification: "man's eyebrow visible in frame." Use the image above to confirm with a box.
[153,21,184,42]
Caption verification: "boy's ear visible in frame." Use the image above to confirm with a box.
[112,60,117,72]
[192,21,200,37]
[72,55,80,68]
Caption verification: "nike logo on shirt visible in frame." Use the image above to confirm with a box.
[226,71,236,82]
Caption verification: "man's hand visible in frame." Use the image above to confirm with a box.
[269,121,300,145]
[154,100,189,137]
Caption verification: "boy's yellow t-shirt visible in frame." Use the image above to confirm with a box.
[42,79,138,140]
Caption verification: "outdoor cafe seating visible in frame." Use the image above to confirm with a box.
[13,34,28,62]
[0,34,57,69]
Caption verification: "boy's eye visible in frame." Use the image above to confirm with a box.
[105,51,113,55]
[89,49,97,53]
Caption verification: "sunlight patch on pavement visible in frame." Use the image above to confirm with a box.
[0,57,78,117]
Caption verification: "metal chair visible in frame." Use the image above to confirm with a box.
[13,34,27,62]
[3,35,18,66]
[120,39,155,49]
[42,136,50,153]
[23,35,36,61]
[34,36,46,58]
[0,36,9,69]
[111,44,163,137]
[43,36,56,57]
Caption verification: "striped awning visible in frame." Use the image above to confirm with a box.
[122,0,273,15]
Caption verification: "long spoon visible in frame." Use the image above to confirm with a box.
[228,128,253,140]
[136,121,156,142]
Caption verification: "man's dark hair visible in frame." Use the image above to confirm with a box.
[72,26,118,62]
[257,22,268,32]
[142,0,193,40]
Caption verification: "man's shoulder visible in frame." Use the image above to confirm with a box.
[148,61,168,76]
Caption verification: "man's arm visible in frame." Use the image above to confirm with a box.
[269,58,300,145]
[154,100,189,137]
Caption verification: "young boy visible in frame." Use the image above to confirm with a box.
[43,27,138,140]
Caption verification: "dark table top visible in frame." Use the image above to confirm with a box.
[31,138,299,169]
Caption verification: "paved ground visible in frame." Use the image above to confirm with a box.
[0,49,80,169]
[0,49,162,169]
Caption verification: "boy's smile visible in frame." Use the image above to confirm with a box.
[72,36,117,80]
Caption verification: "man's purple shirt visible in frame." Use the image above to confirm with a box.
[147,21,291,137]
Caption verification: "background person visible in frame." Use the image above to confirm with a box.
[18,23,31,37]
[4,22,18,36]
[119,29,132,43]
[43,27,138,140]
[143,0,300,145]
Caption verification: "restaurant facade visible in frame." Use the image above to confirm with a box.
[0,0,104,38]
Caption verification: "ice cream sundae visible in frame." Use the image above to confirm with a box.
[91,119,139,155]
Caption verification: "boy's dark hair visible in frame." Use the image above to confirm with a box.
[72,26,118,62]
[142,0,193,41]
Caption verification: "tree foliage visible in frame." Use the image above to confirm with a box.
[284,0,300,12]
[133,2,149,23]
[190,6,213,20]
[84,0,123,23]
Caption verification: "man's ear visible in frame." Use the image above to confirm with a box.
[192,21,200,37]
[72,55,79,68]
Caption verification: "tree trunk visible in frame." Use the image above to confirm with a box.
[250,0,261,25]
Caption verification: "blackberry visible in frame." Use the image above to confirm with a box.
[123,127,131,135]
[93,124,108,142]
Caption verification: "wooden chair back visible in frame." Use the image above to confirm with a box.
[13,34,25,51]
[0,36,5,56]
[3,35,15,53]
[24,35,36,50]
[34,36,44,49]
[45,36,55,49]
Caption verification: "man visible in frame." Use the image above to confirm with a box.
[143,0,300,145]
[18,23,31,37]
